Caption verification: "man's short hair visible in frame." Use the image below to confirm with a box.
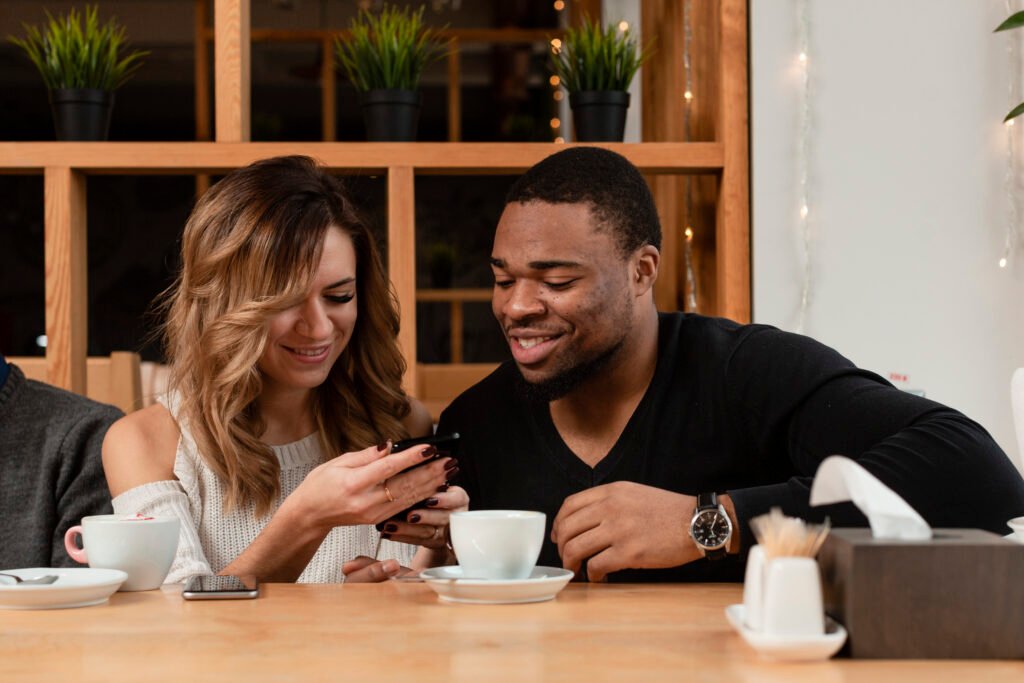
[504,147,662,255]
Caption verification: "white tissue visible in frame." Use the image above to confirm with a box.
[809,455,932,540]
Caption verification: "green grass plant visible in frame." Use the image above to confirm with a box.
[8,5,147,91]
[334,4,446,92]
[550,17,654,93]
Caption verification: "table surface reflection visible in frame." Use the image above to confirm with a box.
[1,582,1021,682]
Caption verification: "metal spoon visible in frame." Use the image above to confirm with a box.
[0,572,58,585]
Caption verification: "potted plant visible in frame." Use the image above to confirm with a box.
[334,4,446,142]
[426,242,457,288]
[8,5,147,141]
[550,18,653,142]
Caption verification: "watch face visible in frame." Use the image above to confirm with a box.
[691,509,731,548]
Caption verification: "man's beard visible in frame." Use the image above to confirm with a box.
[516,336,626,403]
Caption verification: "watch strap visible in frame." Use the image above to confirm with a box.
[696,491,719,512]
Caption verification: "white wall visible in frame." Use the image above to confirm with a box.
[752,0,1024,469]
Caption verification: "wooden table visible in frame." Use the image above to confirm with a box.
[1,583,1021,682]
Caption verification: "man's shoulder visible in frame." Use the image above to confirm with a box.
[440,361,520,423]
[19,375,124,424]
[664,312,821,358]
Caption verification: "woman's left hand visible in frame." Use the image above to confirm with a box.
[379,485,468,550]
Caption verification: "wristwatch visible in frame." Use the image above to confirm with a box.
[689,492,733,560]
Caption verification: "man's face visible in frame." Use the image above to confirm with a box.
[490,201,637,400]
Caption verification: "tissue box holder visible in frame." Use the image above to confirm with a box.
[817,528,1024,659]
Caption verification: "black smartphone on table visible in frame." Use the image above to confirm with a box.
[182,575,260,600]
[377,432,460,530]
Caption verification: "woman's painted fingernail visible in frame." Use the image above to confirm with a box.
[421,445,438,458]
[377,440,390,452]
[425,498,440,507]
[381,533,391,540]
[384,523,398,533]
[409,514,421,523]
[443,458,459,472]
[446,467,461,480]
[436,484,450,493]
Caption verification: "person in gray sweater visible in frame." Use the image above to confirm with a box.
[0,354,121,569]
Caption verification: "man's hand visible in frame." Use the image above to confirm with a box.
[341,556,405,582]
[551,481,703,582]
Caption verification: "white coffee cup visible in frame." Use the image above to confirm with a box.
[760,556,825,638]
[64,514,180,591]
[449,510,545,580]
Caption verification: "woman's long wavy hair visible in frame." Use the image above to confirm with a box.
[161,155,411,516]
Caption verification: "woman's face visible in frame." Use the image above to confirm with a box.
[257,226,358,395]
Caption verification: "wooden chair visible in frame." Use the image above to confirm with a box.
[418,363,497,423]
[10,352,143,414]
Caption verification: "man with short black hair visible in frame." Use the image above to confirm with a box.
[438,147,1024,582]
[0,354,120,569]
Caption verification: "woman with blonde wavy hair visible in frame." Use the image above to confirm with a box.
[103,155,466,583]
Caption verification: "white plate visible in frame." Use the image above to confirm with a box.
[0,567,128,610]
[724,603,847,661]
[420,565,574,604]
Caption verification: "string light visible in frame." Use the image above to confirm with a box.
[554,136,565,144]
[1001,0,1021,270]
[684,227,697,312]
[681,0,698,312]
[549,75,560,87]
[553,0,565,10]
[553,90,563,101]
[550,38,562,50]
[550,118,560,128]
[795,0,813,334]
[618,21,629,32]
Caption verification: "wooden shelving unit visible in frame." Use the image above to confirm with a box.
[0,0,749,415]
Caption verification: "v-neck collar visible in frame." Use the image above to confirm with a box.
[521,317,671,488]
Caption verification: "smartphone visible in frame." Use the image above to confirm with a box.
[182,575,259,600]
[391,432,460,456]
[377,432,461,531]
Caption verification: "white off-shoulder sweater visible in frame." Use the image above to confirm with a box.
[112,396,415,583]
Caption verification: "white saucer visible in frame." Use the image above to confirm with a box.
[420,565,573,604]
[0,567,128,610]
[724,604,847,661]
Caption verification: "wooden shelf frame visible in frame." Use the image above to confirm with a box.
[3,0,750,413]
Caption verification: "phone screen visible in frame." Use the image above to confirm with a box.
[182,575,259,600]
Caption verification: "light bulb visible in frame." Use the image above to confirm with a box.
[800,204,809,219]
[1000,257,1008,268]
[553,0,565,10]
[554,136,565,144]
[1007,119,1016,127]
[551,38,562,50]
[550,75,560,87]
[685,227,694,240]
[553,90,563,101]
[684,90,693,102]
[618,21,630,32]
[798,52,808,64]
[550,118,560,128]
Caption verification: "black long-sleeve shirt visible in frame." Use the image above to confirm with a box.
[438,313,1024,582]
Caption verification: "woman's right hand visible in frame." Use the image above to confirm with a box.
[285,442,455,531]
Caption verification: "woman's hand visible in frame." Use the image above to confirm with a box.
[284,442,456,532]
[380,485,468,565]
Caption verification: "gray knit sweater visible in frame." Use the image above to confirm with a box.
[0,364,121,569]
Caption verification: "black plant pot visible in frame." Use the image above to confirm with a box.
[570,90,630,142]
[359,89,421,142]
[49,88,114,141]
